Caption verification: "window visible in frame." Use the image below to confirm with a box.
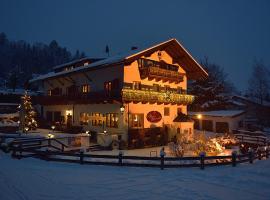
[177,107,182,115]
[216,122,229,133]
[82,84,90,93]
[153,84,160,92]
[80,113,90,125]
[202,120,213,132]
[47,90,52,96]
[54,111,61,122]
[84,62,89,66]
[91,113,103,127]
[164,85,170,92]
[177,87,182,94]
[129,114,144,128]
[132,81,141,90]
[194,119,200,130]
[106,113,118,128]
[46,111,53,122]
[164,107,170,116]
[104,81,112,93]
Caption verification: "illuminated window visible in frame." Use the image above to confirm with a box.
[47,90,52,96]
[132,81,141,90]
[129,114,144,128]
[84,62,89,66]
[106,113,118,128]
[80,113,89,125]
[153,84,160,92]
[104,81,112,93]
[164,107,170,116]
[82,84,90,93]
[91,113,103,127]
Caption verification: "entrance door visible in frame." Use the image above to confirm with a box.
[67,114,72,128]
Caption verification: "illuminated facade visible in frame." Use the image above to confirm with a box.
[30,39,208,148]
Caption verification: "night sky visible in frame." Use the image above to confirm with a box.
[1,0,270,92]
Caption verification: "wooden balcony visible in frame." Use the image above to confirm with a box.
[34,90,121,105]
[138,58,184,83]
[122,88,194,105]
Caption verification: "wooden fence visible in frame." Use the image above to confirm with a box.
[9,144,269,170]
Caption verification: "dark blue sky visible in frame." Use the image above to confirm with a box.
[1,0,270,91]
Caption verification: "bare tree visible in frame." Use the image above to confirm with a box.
[247,60,270,105]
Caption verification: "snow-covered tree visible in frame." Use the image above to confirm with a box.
[247,60,270,104]
[19,91,37,132]
[189,57,235,111]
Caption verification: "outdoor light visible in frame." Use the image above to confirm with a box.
[51,125,55,131]
[24,127,29,133]
[120,105,125,114]
[85,130,90,136]
[47,133,54,139]
[104,130,107,134]
[197,114,202,119]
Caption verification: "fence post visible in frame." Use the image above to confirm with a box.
[258,149,262,160]
[118,152,123,166]
[200,152,205,170]
[266,147,269,159]
[160,155,164,170]
[45,148,50,161]
[80,150,84,164]
[232,151,237,167]
[11,146,16,158]
[248,149,253,164]
[19,144,22,159]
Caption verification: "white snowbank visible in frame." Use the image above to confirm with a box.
[0,151,270,200]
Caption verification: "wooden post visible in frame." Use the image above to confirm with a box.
[258,149,262,160]
[248,149,253,164]
[19,144,22,159]
[80,151,84,164]
[118,152,123,166]
[266,148,269,159]
[200,153,205,170]
[232,151,237,167]
[160,155,164,170]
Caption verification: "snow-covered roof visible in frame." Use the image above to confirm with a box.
[29,38,208,83]
[0,88,38,96]
[233,95,270,107]
[29,53,126,83]
[189,110,245,118]
[0,112,19,118]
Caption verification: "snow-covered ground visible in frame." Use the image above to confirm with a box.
[1,151,270,200]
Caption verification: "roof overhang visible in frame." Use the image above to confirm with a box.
[125,38,208,80]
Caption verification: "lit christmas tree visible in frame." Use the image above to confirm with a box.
[19,91,37,132]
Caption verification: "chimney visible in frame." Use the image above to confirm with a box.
[131,46,138,50]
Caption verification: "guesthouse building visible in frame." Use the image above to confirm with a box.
[30,39,208,148]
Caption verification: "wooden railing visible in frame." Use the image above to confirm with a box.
[138,58,184,83]
[122,88,194,105]
[7,145,270,170]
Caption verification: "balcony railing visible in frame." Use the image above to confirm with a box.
[34,90,121,105]
[138,58,184,83]
[122,88,194,105]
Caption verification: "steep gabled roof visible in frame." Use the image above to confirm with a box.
[29,38,208,83]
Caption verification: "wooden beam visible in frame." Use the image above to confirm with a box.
[45,80,54,88]
[83,72,92,82]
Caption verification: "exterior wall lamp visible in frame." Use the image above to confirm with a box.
[120,105,125,114]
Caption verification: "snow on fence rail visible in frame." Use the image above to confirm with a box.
[8,146,270,170]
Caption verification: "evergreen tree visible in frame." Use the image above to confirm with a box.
[189,57,235,111]
[19,91,37,132]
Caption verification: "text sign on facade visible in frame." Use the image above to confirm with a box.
[146,111,162,123]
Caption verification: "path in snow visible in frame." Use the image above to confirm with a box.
[0,151,270,200]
